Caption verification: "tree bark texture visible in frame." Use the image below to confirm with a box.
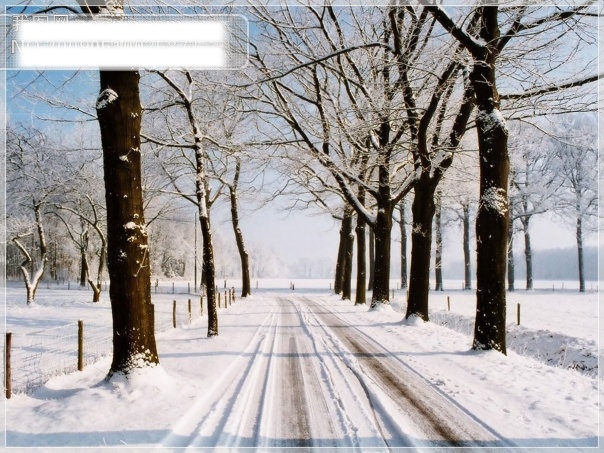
[79,229,89,287]
[342,224,355,301]
[434,190,444,291]
[355,177,367,305]
[399,201,408,289]
[576,202,585,292]
[406,176,436,320]
[96,70,159,373]
[334,207,353,296]
[462,202,472,290]
[471,6,509,354]
[368,228,375,291]
[355,215,366,305]
[371,207,392,307]
[507,197,515,291]
[522,216,533,290]
[230,160,251,298]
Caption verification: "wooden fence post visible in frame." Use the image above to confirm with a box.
[5,332,12,399]
[447,296,450,311]
[188,299,192,324]
[218,292,221,308]
[78,320,84,371]
[200,295,204,316]
[173,300,177,328]
[517,303,521,325]
[172,282,175,294]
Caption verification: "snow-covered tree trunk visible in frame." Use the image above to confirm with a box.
[462,201,472,290]
[406,175,437,320]
[342,230,354,301]
[334,207,353,296]
[471,7,509,354]
[434,190,444,291]
[398,201,408,290]
[507,197,515,292]
[79,220,89,287]
[521,215,533,290]
[576,198,585,293]
[368,228,375,291]
[96,69,159,373]
[198,173,217,336]
[355,180,367,305]
[229,160,251,298]
[355,214,366,305]
[12,202,47,305]
[371,207,393,307]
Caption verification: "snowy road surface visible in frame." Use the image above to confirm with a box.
[6,291,599,449]
[162,296,496,449]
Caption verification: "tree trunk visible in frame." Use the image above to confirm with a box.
[406,176,436,320]
[96,69,159,373]
[192,151,217,336]
[13,203,47,305]
[507,200,515,292]
[462,202,472,290]
[576,201,585,292]
[471,7,509,354]
[522,216,533,290]
[398,200,408,289]
[79,219,89,287]
[334,207,353,295]
[368,228,375,291]
[79,246,88,287]
[434,190,443,291]
[230,160,251,298]
[371,205,393,307]
[355,215,366,305]
[342,226,354,301]
[355,177,367,305]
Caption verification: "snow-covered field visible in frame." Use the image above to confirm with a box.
[2,280,600,449]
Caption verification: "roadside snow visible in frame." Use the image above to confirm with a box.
[3,283,600,448]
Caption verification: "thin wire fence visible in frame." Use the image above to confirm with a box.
[7,294,208,396]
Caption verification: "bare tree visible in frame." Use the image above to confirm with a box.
[548,113,598,292]
[55,194,107,302]
[249,4,419,308]
[508,121,555,291]
[427,2,597,352]
[7,127,59,304]
[142,69,219,336]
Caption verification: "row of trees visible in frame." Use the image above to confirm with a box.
[6,1,598,376]
[243,3,597,353]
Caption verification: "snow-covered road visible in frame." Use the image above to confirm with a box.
[5,291,599,449]
[160,295,499,449]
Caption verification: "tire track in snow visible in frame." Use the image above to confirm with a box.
[160,307,278,448]
[283,297,391,449]
[299,296,504,448]
[273,336,312,446]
